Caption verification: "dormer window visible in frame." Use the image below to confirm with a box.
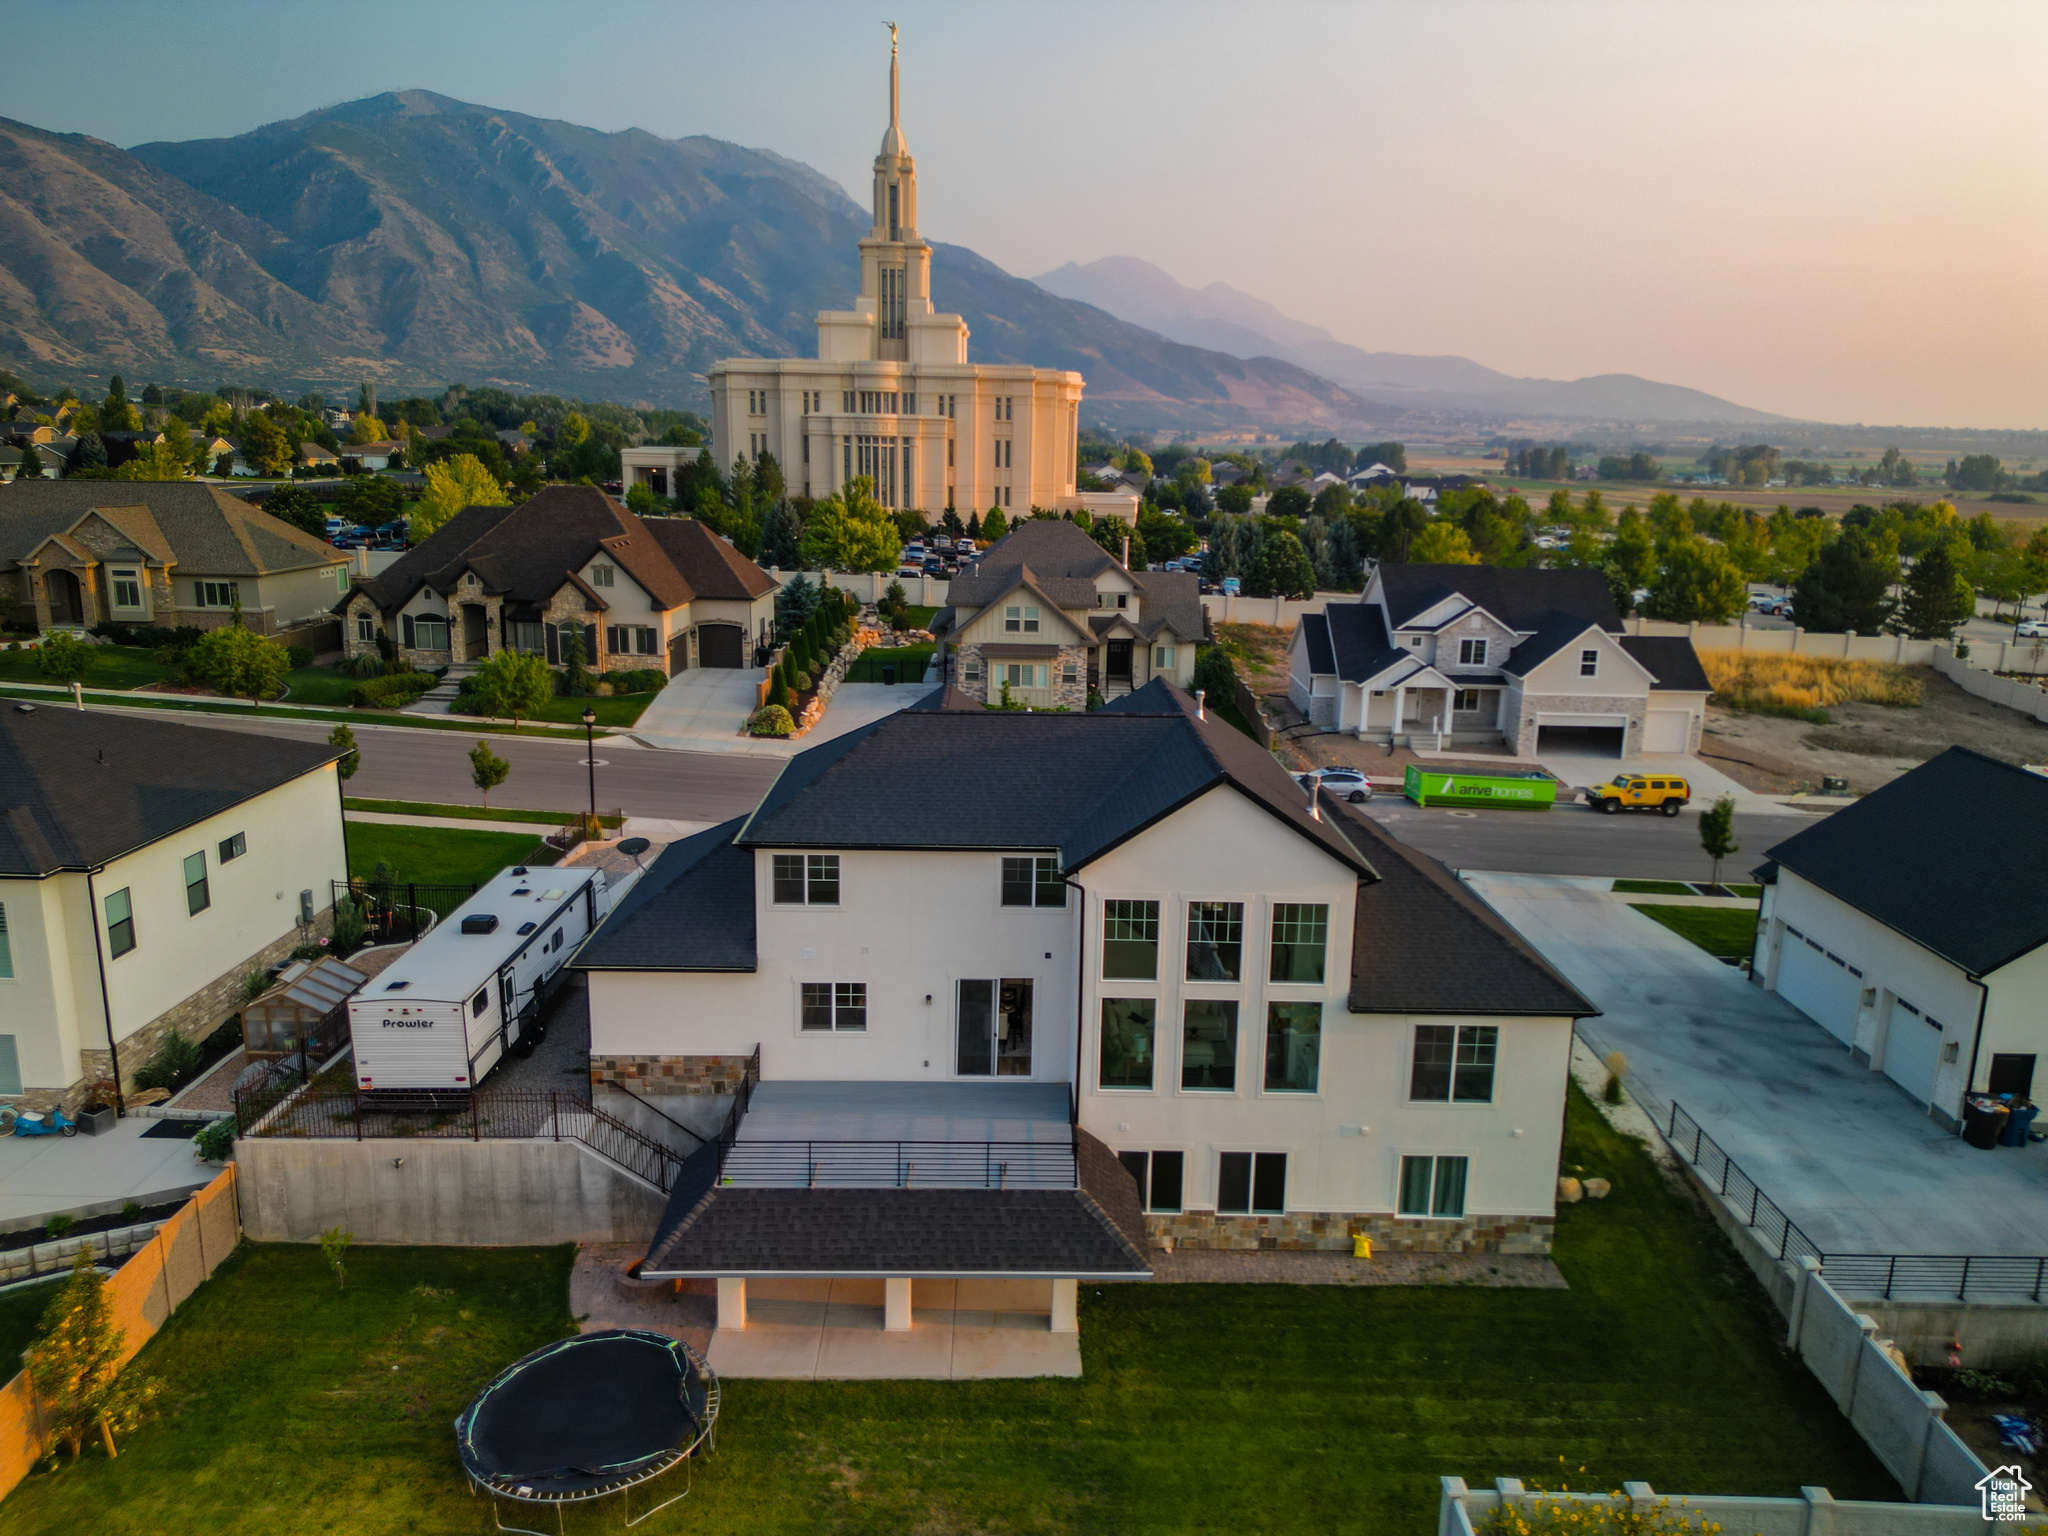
[1004,604,1040,634]
[591,565,614,588]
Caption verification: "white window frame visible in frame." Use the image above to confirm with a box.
[590,565,615,588]
[798,980,868,1033]
[1003,604,1040,634]
[771,853,841,907]
[1458,637,1487,667]
[1397,1152,1471,1220]
[1153,645,1176,670]
[1579,648,1599,677]
[110,569,142,610]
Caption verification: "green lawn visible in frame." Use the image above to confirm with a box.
[346,798,622,828]
[0,644,167,691]
[505,692,658,727]
[0,1278,64,1378]
[0,1089,1892,1532]
[0,684,598,740]
[345,823,553,893]
[279,666,358,706]
[841,643,933,684]
[1631,902,1761,958]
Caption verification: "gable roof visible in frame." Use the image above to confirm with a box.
[1332,800,1597,1017]
[1501,615,1643,678]
[1618,635,1712,692]
[341,486,771,616]
[575,818,756,971]
[0,702,341,876]
[1761,747,2048,977]
[0,479,342,576]
[1320,601,1404,682]
[1298,612,1336,675]
[1375,563,1622,634]
[947,519,1205,642]
[738,677,1374,877]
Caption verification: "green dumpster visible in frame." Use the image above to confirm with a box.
[1403,764,1558,809]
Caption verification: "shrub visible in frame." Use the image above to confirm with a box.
[132,1026,203,1093]
[748,704,795,737]
[341,651,387,679]
[348,671,437,708]
[45,1212,75,1239]
[793,670,812,692]
[767,678,789,711]
[1193,644,1238,705]
[36,630,92,684]
[614,667,667,694]
[284,645,314,670]
[193,1117,236,1163]
[330,896,368,956]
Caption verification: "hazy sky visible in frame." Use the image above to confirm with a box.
[13,0,2046,427]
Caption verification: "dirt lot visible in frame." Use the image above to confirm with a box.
[1701,665,2048,795]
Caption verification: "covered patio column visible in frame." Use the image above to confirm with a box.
[1051,1278,1078,1334]
[1392,684,1407,746]
[885,1277,913,1332]
[717,1277,746,1330]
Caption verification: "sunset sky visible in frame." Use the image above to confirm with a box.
[16,0,2045,427]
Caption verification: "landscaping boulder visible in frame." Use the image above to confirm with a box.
[1556,1176,1583,1203]
[1582,1177,1612,1199]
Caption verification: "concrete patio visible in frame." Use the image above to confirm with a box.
[709,1277,1080,1380]
[0,1114,216,1227]
[1468,870,2048,1257]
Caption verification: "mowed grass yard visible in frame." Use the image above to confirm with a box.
[0,1090,1892,1533]
[346,823,554,892]
[1632,902,1762,959]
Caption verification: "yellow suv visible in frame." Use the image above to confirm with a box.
[1587,773,1691,816]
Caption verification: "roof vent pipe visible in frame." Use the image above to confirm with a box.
[1194,689,1205,720]
[1307,776,1322,821]
[1121,534,1130,568]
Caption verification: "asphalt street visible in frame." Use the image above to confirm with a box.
[1356,798,1820,880]
[130,711,784,825]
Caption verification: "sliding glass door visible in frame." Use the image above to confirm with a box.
[956,979,1033,1076]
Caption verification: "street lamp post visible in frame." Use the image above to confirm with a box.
[582,706,598,837]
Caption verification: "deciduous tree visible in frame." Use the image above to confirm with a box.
[28,1249,163,1461]
[191,618,289,708]
[800,477,901,573]
[1791,529,1897,634]
[1644,537,1747,623]
[468,740,510,808]
[413,453,509,539]
[1407,522,1478,565]
[468,649,555,729]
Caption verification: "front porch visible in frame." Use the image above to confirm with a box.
[1338,673,1508,749]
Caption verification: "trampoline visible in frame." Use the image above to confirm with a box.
[455,1329,719,1534]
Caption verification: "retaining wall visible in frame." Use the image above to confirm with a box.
[1440,1477,1995,1535]
[235,1136,665,1246]
[1859,1299,2048,1370]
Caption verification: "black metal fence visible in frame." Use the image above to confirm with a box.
[719,1137,1078,1190]
[1667,1102,1825,1266]
[332,878,481,946]
[237,1081,688,1193]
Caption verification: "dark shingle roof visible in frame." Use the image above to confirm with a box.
[575,818,755,971]
[1322,601,1402,681]
[1761,748,2048,976]
[739,678,1373,876]
[1331,800,1597,1017]
[0,479,342,576]
[1502,614,1613,676]
[0,704,341,876]
[949,520,1204,641]
[1619,636,1712,692]
[344,487,771,616]
[1299,612,1335,674]
[1376,563,1621,633]
[642,1129,1149,1277]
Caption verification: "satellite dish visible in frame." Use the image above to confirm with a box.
[618,837,651,857]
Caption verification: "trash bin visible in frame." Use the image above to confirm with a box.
[881,664,896,686]
[1964,1095,2010,1150]
[2002,1100,2040,1147]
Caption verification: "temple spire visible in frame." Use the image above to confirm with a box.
[880,22,907,158]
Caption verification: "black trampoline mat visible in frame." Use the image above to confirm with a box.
[464,1333,703,1489]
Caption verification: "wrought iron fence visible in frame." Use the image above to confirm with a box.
[1667,1102,1825,1266]
[331,878,481,946]
[719,1137,1078,1190]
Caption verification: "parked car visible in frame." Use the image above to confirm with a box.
[1221,576,1241,596]
[1584,774,1690,816]
[1298,768,1373,804]
[1749,592,1777,611]
[2017,620,2048,639]
[955,539,977,554]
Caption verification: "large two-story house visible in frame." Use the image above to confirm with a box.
[0,480,350,636]
[0,705,348,1113]
[1290,564,1711,758]
[574,679,1593,1334]
[930,519,1206,707]
[336,485,777,674]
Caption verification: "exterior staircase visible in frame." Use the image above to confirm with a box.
[406,661,477,714]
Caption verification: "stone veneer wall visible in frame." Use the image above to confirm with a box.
[590,1053,754,1094]
[1509,691,1646,759]
[1146,1210,1553,1256]
[47,906,335,1116]
[952,640,1089,710]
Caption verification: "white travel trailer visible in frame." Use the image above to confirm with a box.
[349,864,612,1091]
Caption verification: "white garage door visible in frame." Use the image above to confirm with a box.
[1774,924,1859,1045]
[1882,1000,1945,1107]
[1643,709,1691,753]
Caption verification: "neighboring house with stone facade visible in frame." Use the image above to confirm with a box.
[572,678,1590,1330]
[0,480,350,635]
[335,485,777,674]
[1290,564,1711,758]
[931,519,1205,707]
[0,704,348,1113]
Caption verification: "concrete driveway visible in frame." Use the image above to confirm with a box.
[0,1116,217,1226]
[1468,871,2048,1257]
[634,669,941,757]
[1536,749,1786,816]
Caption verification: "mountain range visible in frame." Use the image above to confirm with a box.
[0,92,1378,434]
[1033,256,1782,427]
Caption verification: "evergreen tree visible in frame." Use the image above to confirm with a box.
[17,443,42,479]
[1245,528,1317,598]
[1604,508,1657,602]
[981,507,1008,543]
[1791,528,1898,634]
[74,431,107,470]
[1891,537,1975,640]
